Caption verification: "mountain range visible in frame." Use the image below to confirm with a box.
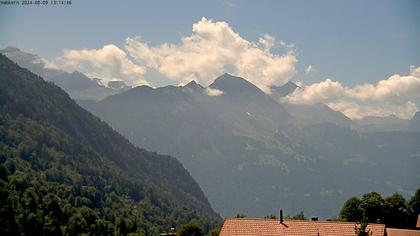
[1,47,415,132]
[78,73,420,218]
[0,47,130,101]
[2,47,419,219]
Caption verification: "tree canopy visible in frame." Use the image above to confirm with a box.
[339,190,420,229]
[178,220,204,236]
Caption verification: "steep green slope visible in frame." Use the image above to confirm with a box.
[0,54,220,235]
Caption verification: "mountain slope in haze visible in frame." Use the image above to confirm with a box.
[269,81,354,128]
[0,54,220,235]
[283,103,354,128]
[270,81,414,131]
[409,111,420,131]
[353,115,409,132]
[210,73,269,100]
[269,81,299,101]
[0,47,129,101]
[80,73,420,218]
[82,74,301,216]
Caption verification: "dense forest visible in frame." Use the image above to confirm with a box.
[0,54,220,235]
[339,189,420,229]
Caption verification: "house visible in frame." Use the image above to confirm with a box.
[386,228,420,236]
[384,216,420,236]
[417,215,420,228]
[159,227,177,236]
[219,218,386,236]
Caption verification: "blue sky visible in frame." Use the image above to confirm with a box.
[1,0,420,118]
[1,0,419,85]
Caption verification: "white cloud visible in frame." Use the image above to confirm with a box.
[282,79,344,104]
[345,71,420,103]
[284,66,420,119]
[205,87,224,96]
[125,17,297,93]
[258,34,275,51]
[6,49,59,70]
[28,55,59,70]
[285,66,420,105]
[410,65,420,77]
[40,58,59,70]
[221,0,235,8]
[327,100,418,120]
[295,80,304,87]
[49,17,418,120]
[57,44,147,87]
[305,64,316,75]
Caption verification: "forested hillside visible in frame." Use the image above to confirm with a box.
[0,54,220,235]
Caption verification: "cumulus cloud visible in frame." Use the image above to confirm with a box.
[284,66,420,119]
[41,58,60,70]
[285,66,420,104]
[345,72,420,103]
[327,100,418,120]
[4,49,59,70]
[125,17,297,93]
[258,34,275,51]
[53,17,295,92]
[28,55,59,70]
[205,87,224,96]
[305,64,316,75]
[57,44,147,87]
[50,17,418,119]
[221,0,235,8]
[282,79,344,104]
[410,65,420,77]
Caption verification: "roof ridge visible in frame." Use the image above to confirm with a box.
[225,218,385,225]
[387,228,420,232]
[225,218,279,221]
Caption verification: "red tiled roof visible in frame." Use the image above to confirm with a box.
[386,228,420,236]
[219,218,386,236]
